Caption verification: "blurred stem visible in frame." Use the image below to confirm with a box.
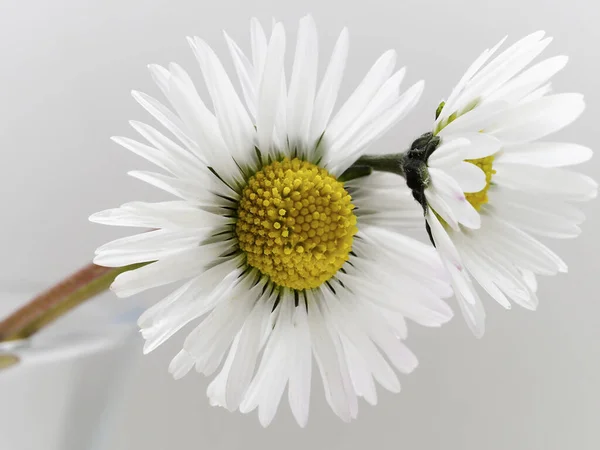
[0,353,20,370]
[0,262,147,342]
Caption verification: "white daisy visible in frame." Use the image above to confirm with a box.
[410,31,597,336]
[90,16,453,426]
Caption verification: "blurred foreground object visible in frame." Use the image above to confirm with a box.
[0,288,142,450]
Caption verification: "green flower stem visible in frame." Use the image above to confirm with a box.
[340,153,408,182]
[0,262,148,342]
[337,165,373,183]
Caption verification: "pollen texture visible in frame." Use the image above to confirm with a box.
[236,158,357,290]
[465,155,496,210]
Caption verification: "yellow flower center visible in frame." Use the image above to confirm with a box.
[235,158,357,291]
[465,155,496,210]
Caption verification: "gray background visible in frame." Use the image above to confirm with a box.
[1,0,598,448]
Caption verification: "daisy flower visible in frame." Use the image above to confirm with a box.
[90,16,453,426]
[407,31,597,336]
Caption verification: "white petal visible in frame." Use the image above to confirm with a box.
[468,31,545,88]
[89,200,225,229]
[425,189,459,231]
[488,192,581,239]
[256,23,286,154]
[286,15,319,151]
[206,334,240,408]
[484,55,568,104]
[521,269,538,292]
[94,229,202,266]
[428,167,481,229]
[147,63,171,97]
[432,230,486,337]
[223,31,258,119]
[359,226,450,283]
[271,69,289,156]
[310,27,349,143]
[169,350,195,380]
[425,216,486,336]
[225,291,271,411]
[189,38,256,166]
[288,304,312,427]
[341,337,378,405]
[521,82,552,102]
[353,181,424,231]
[447,259,486,338]
[349,79,422,150]
[329,68,406,153]
[488,93,585,143]
[239,298,289,417]
[321,288,400,394]
[458,232,535,309]
[127,170,222,202]
[452,132,502,160]
[453,35,552,113]
[131,90,196,151]
[166,66,236,177]
[328,80,424,174]
[437,35,507,123]
[461,251,512,310]
[326,49,397,144]
[444,161,487,193]
[309,295,355,422]
[129,120,205,172]
[326,67,407,163]
[497,142,593,167]
[95,229,199,253]
[488,186,585,224]
[253,297,294,426]
[494,163,598,202]
[437,101,507,137]
[483,216,568,275]
[137,262,240,330]
[428,137,472,168]
[183,275,257,373]
[338,267,452,328]
[140,267,243,355]
[488,187,584,239]
[250,18,268,78]
[110,136,184,178]
[110,246,214,297]
[344,294,418,374]
[425,209,462,267]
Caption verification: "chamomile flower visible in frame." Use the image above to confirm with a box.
[90,16,453,426]
[411,31,597,336]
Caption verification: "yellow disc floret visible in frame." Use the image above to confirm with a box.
[236,158,357,291]
[465,154,496,210]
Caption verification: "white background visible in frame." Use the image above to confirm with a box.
[1,0,599,448]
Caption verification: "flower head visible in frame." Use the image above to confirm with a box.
[90,16,452,426]
[413,31,597,336]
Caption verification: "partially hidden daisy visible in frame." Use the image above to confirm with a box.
[90,16,453,426]
[404,31,597,337]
